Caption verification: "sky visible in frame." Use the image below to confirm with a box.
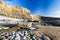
[3,0,60,17]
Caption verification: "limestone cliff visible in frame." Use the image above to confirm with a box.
[30,14,41,21]
[0,0,31,20]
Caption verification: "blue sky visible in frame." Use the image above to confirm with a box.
[3,0,60,17]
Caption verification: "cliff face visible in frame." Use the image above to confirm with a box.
[0,1,31,20]
[0,0,42,21]
[30,14,41,21]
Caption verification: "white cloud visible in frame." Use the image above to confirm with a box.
[3,1,13,5]
[56,11,60,14]
[48,11,60,18]
[46,0,60,17]
[34,10,41,15]
[32,8,42,16]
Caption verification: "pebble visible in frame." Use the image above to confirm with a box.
[0,28,50,40]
